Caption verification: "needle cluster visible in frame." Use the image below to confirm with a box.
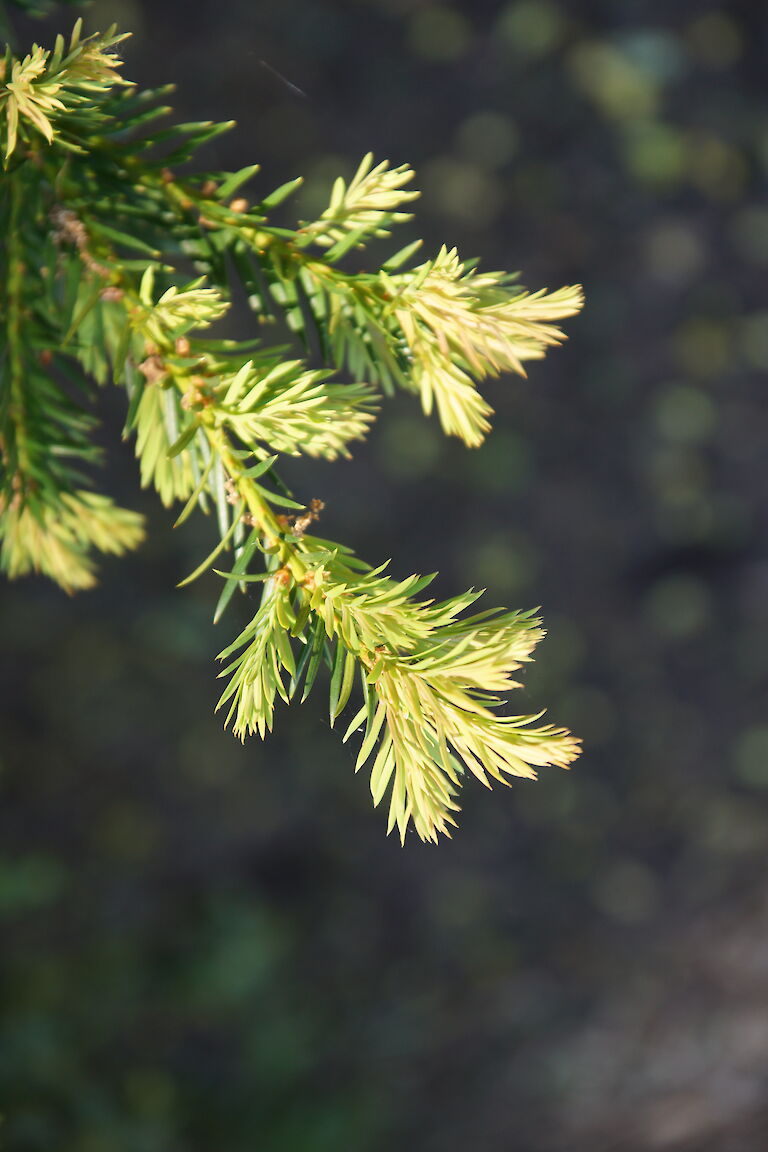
[0,14,583,840]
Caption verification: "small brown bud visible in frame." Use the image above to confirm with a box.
[138,355,167,385]
[273,566,292,587]
[228,197,249,213]
[175,336,191,356]
[39,349,53,367]
[100,286,124,302]
[180,378,211,410]
[201,180,218,198]
[161,167,175,184]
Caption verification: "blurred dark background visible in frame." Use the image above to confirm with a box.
[3,1,768,1149]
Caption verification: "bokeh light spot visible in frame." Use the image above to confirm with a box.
[674,319,730,379]
[377,415,443,480]
[407,5,472,63]
[496,1,565,58]
[687,11,743,70]
[568,41,660,120]
[421,156,503,224]
[461,531,539,597]
[618,29,683,82]
[740,314,768,371]
[645,222,705,285]
[455,110,519,170]
[730,207,768,266]
[646,574,712,640]
[593,858,658,923]
[687,134,747,200]
[733,726,768,789]
[623,122,686,186]
[656,385,716,444]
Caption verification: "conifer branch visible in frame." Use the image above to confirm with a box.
[0,11,584,839]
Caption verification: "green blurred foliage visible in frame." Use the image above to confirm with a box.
[2,0,768,1149]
